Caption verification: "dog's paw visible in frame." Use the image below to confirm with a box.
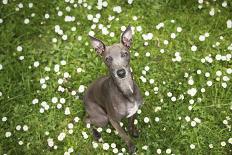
[128,142,136,154]
[129,128,139,138]
[92,128,101,141]
[131,129,139,138]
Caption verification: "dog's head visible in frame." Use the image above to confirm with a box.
[89,26,134,96]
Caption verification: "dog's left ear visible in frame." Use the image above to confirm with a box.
[121,25,132,49]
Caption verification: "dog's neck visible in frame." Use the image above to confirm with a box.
[108,71,135,103]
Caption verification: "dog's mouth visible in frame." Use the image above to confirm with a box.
[126,82,134,94]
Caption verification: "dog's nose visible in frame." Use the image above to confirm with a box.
[117,69,126,78]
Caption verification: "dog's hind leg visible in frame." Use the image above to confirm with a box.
[84,100,108,142]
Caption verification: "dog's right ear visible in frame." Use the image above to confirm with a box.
[89,35,105,55]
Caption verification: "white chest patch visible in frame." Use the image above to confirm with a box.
[126,103,139,118]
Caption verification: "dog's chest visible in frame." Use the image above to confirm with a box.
[126,101,139,118]
[111,97,141,119]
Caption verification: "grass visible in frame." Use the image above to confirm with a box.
[0,0,232,154]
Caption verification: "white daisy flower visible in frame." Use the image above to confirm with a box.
[209,8,215,16]
[18,141,23,145]
[191,121,197,127]
[60,98,66,104]
[190,144,195,149]
[185,116,191,122]
[113,6,122,13]
[170,33,176,39]
[2,117,7,122]
[92,141,98,148]
[68,123,73,129]
[15,125,21,131]
[145,52,151,57]
[209,144,213,148]
[113,148,118,153]
[227,20,232,28]
[24,18,30,24]
[33,61,40,67]
[47,138,54,147]
[52,97,58,103]
[17,46,23,52]
[142,145,148,150]
[206,81,213,86]
[176,27,182,32]
[199,35,205,41]
[145,91,149,96]
[78,85,85,93]
[155,117,160,122]
[44,13,50,19]
[144,117,150,123]
[228,138,232,144]
[187,88,197,97]
[58,132,66,141]
[23,125,29,131]
[2,0,8,5]
[65,107,71,115]
[102,1,108,7]
[74,117,80,123]
[221,141,226,146]
[191,45,197,52]
[157,149,162,154]
[103,143,110,150]
[166,148,171,154]
[5,131,12,137]
[57,104,62,109]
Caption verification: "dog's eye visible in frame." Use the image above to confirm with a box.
[105,56,113,63]
[121,52,128,57]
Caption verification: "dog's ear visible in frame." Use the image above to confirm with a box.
[89,35,105,55]
[121,25,132,49]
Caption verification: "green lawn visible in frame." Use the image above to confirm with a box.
[0,0,232,154]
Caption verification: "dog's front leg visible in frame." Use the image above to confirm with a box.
[128,113,139,138]
[109,118,136,154]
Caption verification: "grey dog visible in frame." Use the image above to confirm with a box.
[84,26,143,153]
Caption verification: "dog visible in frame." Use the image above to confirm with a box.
[84,26,143,153]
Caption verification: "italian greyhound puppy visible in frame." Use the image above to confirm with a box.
[84,26,143,153]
